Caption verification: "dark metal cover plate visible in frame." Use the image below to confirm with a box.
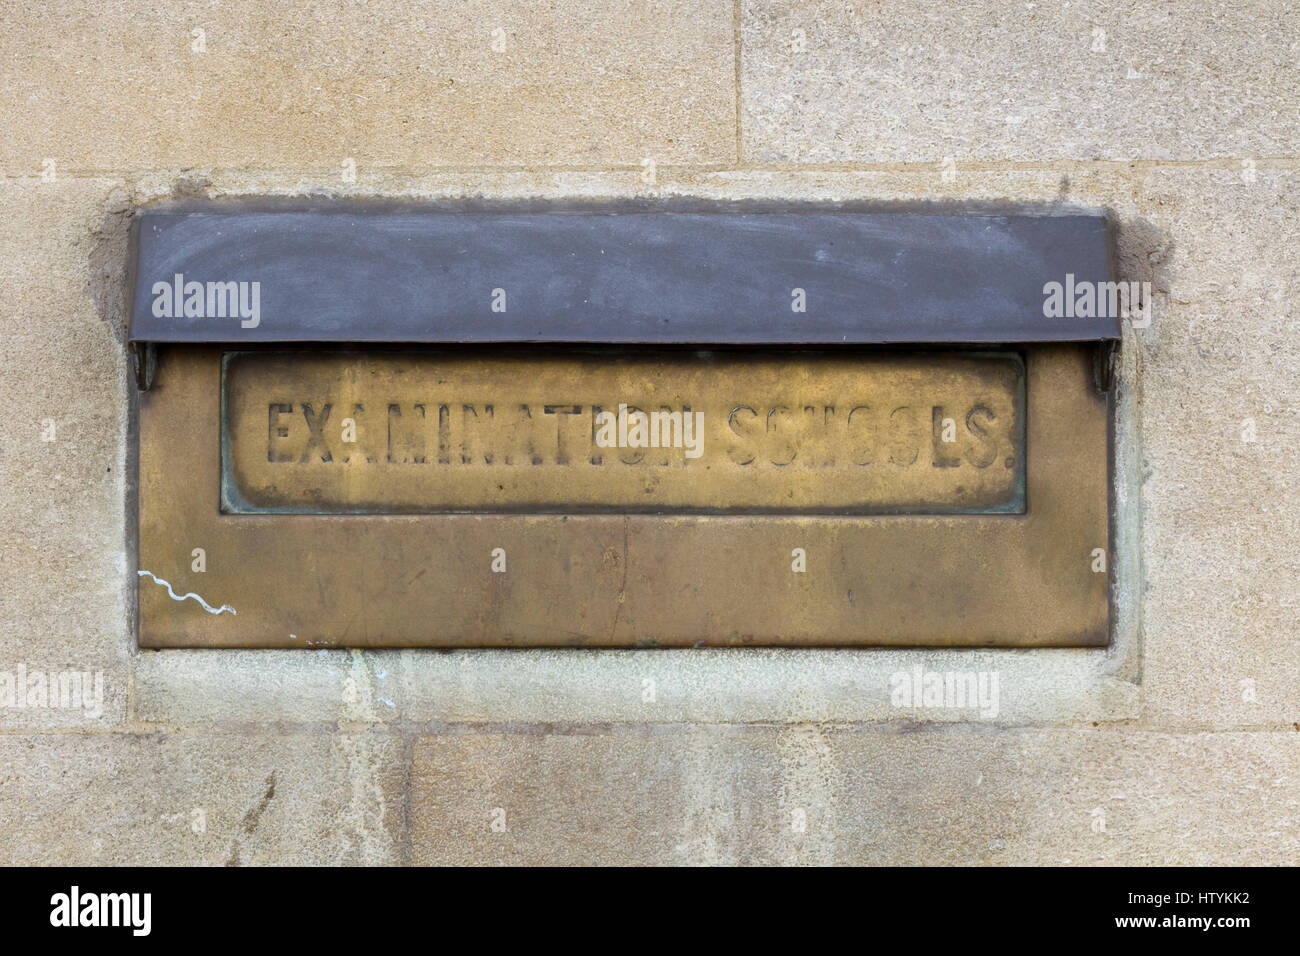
[128,205,1119,347]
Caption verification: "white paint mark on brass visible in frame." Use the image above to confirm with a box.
[137,570,236,616]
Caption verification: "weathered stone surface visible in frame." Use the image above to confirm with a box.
[411,726,787,865]
[832,727,1300,866]
[741,0,1300,163]
[0,178,131,729]
[0,732,403,864]
[410,727,1300,865]
[134,649,403,726]
[0,0,736,174]
[1129,167,1300,729]
[135,644,1139,727]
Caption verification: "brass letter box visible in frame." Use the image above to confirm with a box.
[129,204,1117,648]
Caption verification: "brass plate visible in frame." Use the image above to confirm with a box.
[221,350,1025,515]
[137,345,1110,648]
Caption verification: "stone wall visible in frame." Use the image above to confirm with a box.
[0,0,1295,864]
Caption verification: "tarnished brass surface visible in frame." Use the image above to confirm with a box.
[137,345,1110,648]
[222,350,1024,514]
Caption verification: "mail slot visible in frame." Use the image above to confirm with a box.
[129,204,1118,648]
[222,349,1027,515]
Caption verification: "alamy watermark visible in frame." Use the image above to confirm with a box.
[890,667,1000,718]
[50,886,150,936]
[151,272,260,328]
[1043,274,1152,328]
[0,664,104,719]
[593,403,705,459]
